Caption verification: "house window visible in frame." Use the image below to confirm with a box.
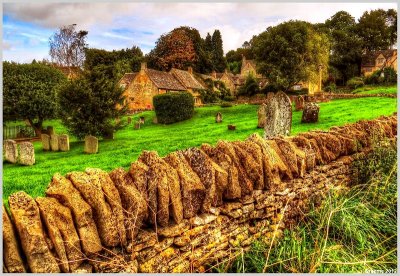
[293,85,302,91]
[365,68,372,72]
[377,58,385,65]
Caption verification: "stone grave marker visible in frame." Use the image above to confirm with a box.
[19,142,35,165]
[58,135,70,151]
[257,103,267,128]
[139,117,145,124]
[215,112,223,123]
[84,136,98,154]
[264,91,292,139]
[50,134,59,151]
[134,122,141,129]
[4,140,18,164]
[228,124,236,130]
[41,134,51,151]
[294,96,305,111]
[301,102,320,123]
[153,117,158,124]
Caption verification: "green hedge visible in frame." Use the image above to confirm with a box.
[153,92,194,124]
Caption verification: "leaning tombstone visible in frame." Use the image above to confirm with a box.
[41,134,51,151]
[153,117,158,124]
[50,134,59,151]
[58,134,70,151]
[47,126,55,136]
[264,91,292,139]
[4,140,18,164]
[19,142,35,165]
[139,116,145,124]
[215,112,223,123]
[257,103,267,128]
[295,96,305,111]
[301,102,320,123]
[84,135,98,154]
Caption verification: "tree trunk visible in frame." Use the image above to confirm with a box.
[28,118,43,137]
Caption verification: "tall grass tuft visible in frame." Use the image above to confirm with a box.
[215,143,397,273]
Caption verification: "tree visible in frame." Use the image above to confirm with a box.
[3,62,67,135]
[252,20,330,91]
[324,11,363,84]
[237,74,260,96]
[211,30,227,72]
[357,9,397,51]
[49,24,88,70]
[58,67,126,139]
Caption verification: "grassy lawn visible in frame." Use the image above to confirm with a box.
[352,85,397,95]
[2,97,397,202]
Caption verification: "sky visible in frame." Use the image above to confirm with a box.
[2,2,397,63]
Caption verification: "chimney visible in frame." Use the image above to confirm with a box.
[212,70,217,79]
[140,62,147,72]
[188,66,193,75]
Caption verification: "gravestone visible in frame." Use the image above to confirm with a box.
[228,124,236,130]
[19,142,35,165]
[127,117,132,124]
[134,122,141,130]
[84,136,98,154]
[116,118,121,124]
[153,117,158,124]
[50,134,59,151]
[257,104,267,128]
[47,126,55,136]
[264,91,292,139]
[139,117,145,124]
[215,112,223,123]
[301,102,320,123]
[58,135,70,151]
[4,140,18,164]
[294,96,305,111]
[41,134,51,151]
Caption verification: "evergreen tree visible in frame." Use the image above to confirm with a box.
[211,30,227,72]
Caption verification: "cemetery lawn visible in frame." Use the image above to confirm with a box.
[353,84,397,95]
[2,97,397,203]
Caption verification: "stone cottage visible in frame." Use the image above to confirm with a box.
[361,49,397,76]
[119,63,204,111]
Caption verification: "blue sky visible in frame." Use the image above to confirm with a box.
[3,2,397,63]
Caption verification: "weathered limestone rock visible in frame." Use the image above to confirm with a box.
[19,142,35,165]
[59,134,70,151]
[164,151,205,218]
[67,171,120,247]
[41,134,51,151]
[85,168,126,246]
[46,173,102,255]
[295,95,305,111]
[264,91,292,138]
[266,140,294,180]
[84,135,98,154]
[129,161,149,220]
[36,197,83,272]
[50,134,59,151]
[2,205,26,273]
[274,138,307,178]
[4,140,18,164]
[228,124,236,130]
[183,147,228,211]
[257,103,267,128]
[158,221,190,238]
[8,191,60,273]
[215,112,222,123]
[109,168,147,241]
[301,102,320,123]
[201,143,241,200]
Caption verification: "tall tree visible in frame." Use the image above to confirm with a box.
[211,30,227,72]
[252,20,330,91]
[204,32,213,52]
[357,9,397,51]
[49,24,88,69]
[3,62,67,135]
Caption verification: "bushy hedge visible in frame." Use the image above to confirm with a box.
[153,92,194,124]
[346,77,364,90]
[365,68,397,85]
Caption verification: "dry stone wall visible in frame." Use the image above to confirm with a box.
[2,114,397,273]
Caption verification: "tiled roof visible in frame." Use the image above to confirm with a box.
[119,73,137,86]
[146,69,186,91]
[361,49,397,67]
[243,59,257,69]
[170,68,205,90]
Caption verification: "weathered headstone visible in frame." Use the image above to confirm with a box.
[301,102,320,123]
[84,136,98,154]
[127,117,132,124]
[153,117,158,124]
[134,122,141,129]
[4,140,18,164]
[264,91,292,139]
[50,134,59,151]
[228,124,236,130]
[59,135,70,151]
[19,142,35,165]
[41,134,51,151]
[139,117,145,124]
[294,96,305,111]
[115,118,121,124]
[257,104,267,128]
[215,112,223,123]
[47,126,55,136]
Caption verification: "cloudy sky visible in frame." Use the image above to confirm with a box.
[3,2,397,63]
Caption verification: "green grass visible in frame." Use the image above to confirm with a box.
[352,85,397,95]
[214,144,397,273]
[2,97,397,202]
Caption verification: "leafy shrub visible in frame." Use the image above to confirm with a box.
[382,67,397,84]
[223,95,236,102]
[364,70,383,85]
[198,89,219,104]
[260,83,281,93]
[238,74,260,96]
[220,102,233,108]
[153,92,194,124]
[346,77,364,90]
[323,82,337,93]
